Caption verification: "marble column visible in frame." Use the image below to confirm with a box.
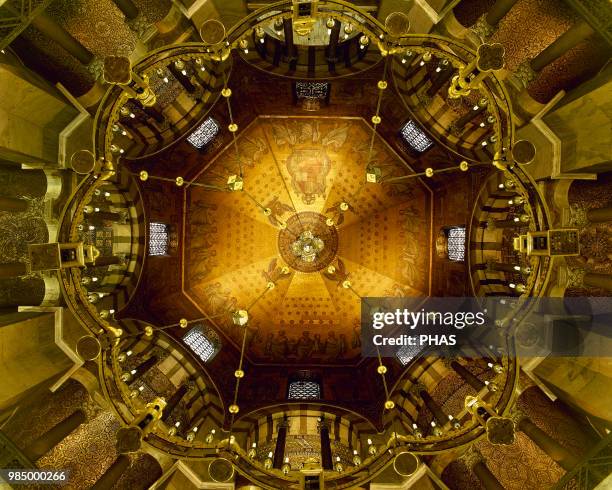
[451,361,485,391]
[419,390,448,426]
[283,19,297,71]
[486,261,519,273]
[126,356,158,383]
[0,262,28,278]
[110,0,139,20]
[30,14,94,65]
[463,449,505,490]
[517,20,595,86]
[583,273,612,292]
[273,417,289,469]
[91,454,131,490]
[95,256,122,267]
[168,64,195,93]
[485,0,520,26]
[326,22,341,70]
[587,207,612,223]
[531,20,594,72]
[487,217,526,229]
[161,384,189,422]
[188,403,209,431]
[0,196,28,212]
[318,418,333,470]
[23,410,86,461]
[426,68,455,97]
[0,277,46,308]
[512,410,580,471]
[89,211,122,222]
[0,166,47,198]
[453,106,486,130]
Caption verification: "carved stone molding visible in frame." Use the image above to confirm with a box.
[565,268,586,288]
[87,58,105,80]
[566,203,590,228]
[470,14,496,40]
[508,407,528,426]
[513,60,538,88]
[127,14,152,39]
[461,446,484,469]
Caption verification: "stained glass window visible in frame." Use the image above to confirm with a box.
[288,380,321,400]
[296,81,329,100]
[187,117,220,148]
[400,119,433,153]
[149,222,169,256]
[183,325,220,362]
[447,226,466,262]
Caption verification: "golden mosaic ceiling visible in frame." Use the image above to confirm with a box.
[184,117,432,364]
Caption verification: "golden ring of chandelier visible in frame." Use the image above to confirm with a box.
[98,0,536,171]
[78,4,530,458]
[101,62,514,429]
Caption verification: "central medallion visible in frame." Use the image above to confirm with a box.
[291,230,324,263]
[278,212,338,273]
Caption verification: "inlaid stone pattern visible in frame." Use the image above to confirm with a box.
[0,198,48,265]
[46,0,138,58]
[113,453,163,490]
[489,0,576,72]
[36,410,121,489]
[3,380,90,451]
[15,26,95,96]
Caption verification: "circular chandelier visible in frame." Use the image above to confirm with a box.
[291,230,324,263]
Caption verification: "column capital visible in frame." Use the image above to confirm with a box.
[277,416,291,430]
[82,397,103,420]
[461,446,484,469]
[417,93,433,109]
[127,14,152,39]
[471,14,496,40]
[567,203,589,227]
[565,268,586,289]
[448,121,462,137]
[408,381,427,398]
[87,58,104,80]
[508,407,528,426]
[317,417,331,432]
[513,60,537,88]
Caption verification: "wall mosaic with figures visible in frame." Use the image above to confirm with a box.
[183,117,432,364]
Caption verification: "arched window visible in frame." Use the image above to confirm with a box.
[446,226,466,262]
[182,325,221,362]
[400,119,433,153]
[149,222,169,256]
[295,81,329,100]
[396,343,423,366]
[295,81,330,110]
[187,117,220,148]
[287,371,322,400]
[288,380,321,400]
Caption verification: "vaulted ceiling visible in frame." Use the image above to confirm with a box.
[117,49,482,419]
[183,116,432,364]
